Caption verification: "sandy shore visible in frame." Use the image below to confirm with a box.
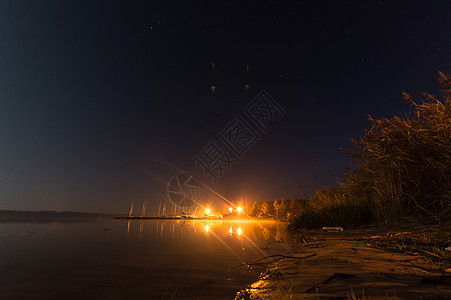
[236,224,451,299]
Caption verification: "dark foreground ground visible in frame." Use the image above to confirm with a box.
[235,223,451,299]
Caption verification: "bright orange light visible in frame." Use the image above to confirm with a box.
[237,228,242,236]
[237,206,243,212]
[229,207,233,213]
[205,225,210,232]
[229,227,233,235]
[205,208,211,215]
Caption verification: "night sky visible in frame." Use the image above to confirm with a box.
[1,1,450,213]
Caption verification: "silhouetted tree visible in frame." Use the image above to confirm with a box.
[264,201,275,215]
[273,199,280,215]
[250,201,262,216]
[261,202,269,215]
[279,198,290,217]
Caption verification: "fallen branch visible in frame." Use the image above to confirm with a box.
[227,253,315,272]
[418,249,449,260]
[304,273,356,293]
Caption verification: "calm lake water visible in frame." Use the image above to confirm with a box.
[0,219,293,299]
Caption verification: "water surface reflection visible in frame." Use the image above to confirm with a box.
[0,219,292,299]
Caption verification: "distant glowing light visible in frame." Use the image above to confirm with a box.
[237,228,242,236]
[237,206,243,212]
[229,227,233,235]
[205,208,211,215]
[205,225,210,232]
[229,207,233,213]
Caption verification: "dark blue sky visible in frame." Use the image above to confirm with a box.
[0,1,450,213]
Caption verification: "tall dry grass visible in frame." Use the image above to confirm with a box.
[289,72,451,230]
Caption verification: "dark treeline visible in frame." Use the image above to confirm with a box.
[248,198,309,219]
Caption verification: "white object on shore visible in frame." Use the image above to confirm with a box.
[322,227,344,232]
[445,246,451,251]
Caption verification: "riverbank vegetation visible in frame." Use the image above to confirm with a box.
[288,72,451,230]
[248,198,308,219]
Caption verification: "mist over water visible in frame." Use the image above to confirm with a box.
[0,219,292,299]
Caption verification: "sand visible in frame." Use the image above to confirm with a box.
[236,225,451,299]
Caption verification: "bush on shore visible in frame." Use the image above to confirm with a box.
[289,72,451,230]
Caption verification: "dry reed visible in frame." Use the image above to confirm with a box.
[289,72,451,230]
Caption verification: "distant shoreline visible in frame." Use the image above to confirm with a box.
[0,210,114,223]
